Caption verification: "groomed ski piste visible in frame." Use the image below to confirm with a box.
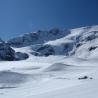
[0,25,98,98]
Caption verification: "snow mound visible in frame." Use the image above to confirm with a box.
[44,63,68,72]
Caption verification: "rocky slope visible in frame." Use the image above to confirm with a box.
[0,40,15,61]
[0,39,29,61]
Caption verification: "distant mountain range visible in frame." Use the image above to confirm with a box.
[0,25,98,60]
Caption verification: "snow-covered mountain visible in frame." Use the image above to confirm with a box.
[8,28,70,47]
[7,25,98,59]
[0,25,97,60]
[0,25,98,98]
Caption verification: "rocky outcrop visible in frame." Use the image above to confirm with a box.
[0,42,15,61]
[15,52,29,60]
[34,45,55,56]
[0,38,29,61]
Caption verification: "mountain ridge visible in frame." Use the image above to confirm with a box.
[0,25,98,60]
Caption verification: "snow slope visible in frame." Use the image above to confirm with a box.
[0,56,98,98]
[0,25,98,98]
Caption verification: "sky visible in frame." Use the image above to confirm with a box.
[0,0,98,40]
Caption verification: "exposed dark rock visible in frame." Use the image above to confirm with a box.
[0,42,15,61]
[15,52,29,60]
[78,76,88,80]
[36,45,55,56]
[76,43,82,48]
[89,46,98,51]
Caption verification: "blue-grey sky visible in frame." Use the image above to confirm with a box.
[0,0,98,40]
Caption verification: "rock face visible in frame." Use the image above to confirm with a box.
[0,42,15,61]
[34,45,55,56]
[0,38,29,61]
[7,28,70,47]
[8,33,39,47]
[15,52,29,60]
